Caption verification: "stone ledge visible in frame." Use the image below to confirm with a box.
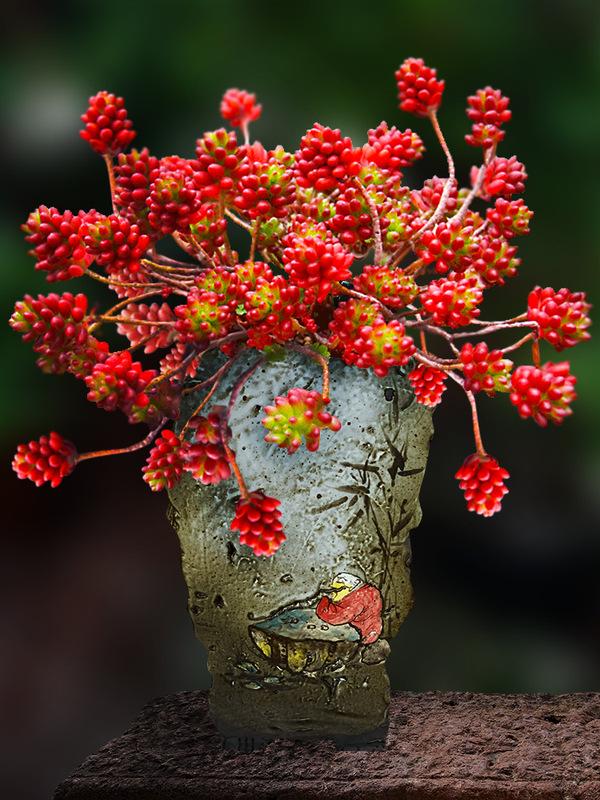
[54,690,600,800]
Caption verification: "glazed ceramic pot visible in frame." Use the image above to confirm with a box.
[168,351,433,748]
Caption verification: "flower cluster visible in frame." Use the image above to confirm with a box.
[11,59,591,554]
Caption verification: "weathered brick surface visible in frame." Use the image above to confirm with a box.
[54,690,600,799]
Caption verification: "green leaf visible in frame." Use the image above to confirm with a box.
[310,342,331,361]
[263,344,287,362]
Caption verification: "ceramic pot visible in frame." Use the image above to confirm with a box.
[168,352,433,748]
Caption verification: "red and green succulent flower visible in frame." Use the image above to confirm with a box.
[10,59,592,556]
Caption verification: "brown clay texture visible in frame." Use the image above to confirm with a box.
[54,689,600,799]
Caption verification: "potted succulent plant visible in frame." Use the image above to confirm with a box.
[10,57,591,748]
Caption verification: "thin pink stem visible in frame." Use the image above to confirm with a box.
[410,110,456,242]
[77,420,166,463]
[356,180,383,266]
[103,154,118,214]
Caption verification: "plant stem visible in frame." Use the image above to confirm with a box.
[532,338,541,367]
[103,154,118,214]
[86,267,162,292]
[180,372,225,437]
[356,180,383,266]
[289,343,331,399]
[95,314,176,326]
[333,282,392,319]
[225,208,253,232]
[465,389,486,457]
[249,219,259,262]
[77,420,166,463]
[410,110,455,241]
[502,331,535,355]
[227,358,263,418]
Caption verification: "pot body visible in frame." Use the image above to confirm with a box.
[168,352,433,747]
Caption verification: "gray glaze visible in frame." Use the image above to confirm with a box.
[168,351,433,746]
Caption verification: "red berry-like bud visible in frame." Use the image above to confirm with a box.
[295,124,361,193]
[459,341,513,396]
[175,289,234,343]
[115,302,177,353]
[184,409,232,485]
[147,163,200,236]
[510,362,577,427]
[416,219,481,275]
[477,156,527,199]
[115,148,160,227]
[263,388,341,454]
[235,260,274,296]
[408,364,448,408]
[527,286,592,351]
[328,184,389,255]
[80,214,151,277]
[472,233,520,286]
[142,429,186,491]
[244,275,302,349]
[188,202,228,254]
[194,128,243,201]
[282,223,353,303]
[85,350,160,425]
[328,298,380,359]
[486,198,533,239]
[234,147,295,220]
[395,57,445,117]
[231,491,285,557]
[12,432,77,488]
[23,207,93,282]
[354,265,418,309]
[364,121,425,174]
[420,273,484,328]
[455,453,510,517]
[220,88,262,129]
[80,91,136,156]
[159,342,200,380]
[352,318,416,377]
[412,176,458,216]
[465,86,511,148]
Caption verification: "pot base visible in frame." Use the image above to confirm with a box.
[221,722,389,752]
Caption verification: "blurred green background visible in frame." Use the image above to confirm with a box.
[1,0,599,797]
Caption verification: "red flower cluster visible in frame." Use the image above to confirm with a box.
[459,342,512,396]
[420,273,483,328]
[365,122,425,174]
[220,88,262,129]
[455,454,510,517]
[282,224,353,303]
[263,388,341,454]
[465,87,511,149]
[408,365,448,408]
[85,351,160,425]
[23,207,92,282]
[527,286,592,351]
[81,214,151,277]
[295,124,361,193]
[11,63,591,549]
[115,148,160,226]
[231,491,285,557]
[479,156,527,199]
[80,91,136,156]
[416,220,480,275]
[395,57,445,117]
[510,362,577,427]
[13,432,78,489]
[184,410,232,485]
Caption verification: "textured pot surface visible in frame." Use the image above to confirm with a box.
[168,352,433,746]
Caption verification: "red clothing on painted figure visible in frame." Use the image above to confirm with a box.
[316,584,382,644]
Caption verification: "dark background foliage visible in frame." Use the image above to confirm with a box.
[1,1,599,797]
